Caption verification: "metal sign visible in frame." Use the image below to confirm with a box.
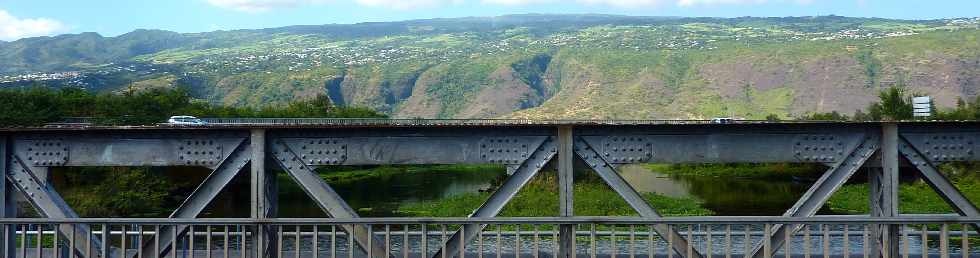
[913,96,931,117]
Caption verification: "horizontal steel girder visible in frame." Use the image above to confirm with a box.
[12,137,245,168]
[277,136,548,166]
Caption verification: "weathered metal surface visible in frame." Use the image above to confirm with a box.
[558,127,575,258]
[793,134,847,163]
[579,132,865,164]
[869,123,899,258]
[19,139,68,166]
[902,133,975,162]
[281,138,348,165]
[12,137,244,168]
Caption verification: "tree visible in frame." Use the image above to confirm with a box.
[765,114,781,122]
[870,87,913,121]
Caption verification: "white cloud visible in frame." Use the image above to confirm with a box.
[578,0,668,7]
[0,9,65,41]
[206,0,330,12]
[480,0,556,5]
[355,0,463,9]
[205,0,816,11]
[482,0,814,8]
[677,0,814,7]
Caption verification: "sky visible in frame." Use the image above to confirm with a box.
[0,0,977,41]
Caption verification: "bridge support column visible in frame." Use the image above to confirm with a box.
[251,129,278,258]
[558,127,575,258]
[0,135,14,258]
[870,123,900,258]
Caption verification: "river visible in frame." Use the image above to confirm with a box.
[268,164,817,217]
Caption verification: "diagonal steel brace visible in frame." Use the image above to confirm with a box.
[7,156,105,258]
[134,141,252,258]
[898,136,980,230]
[575,137,703,258]
[271,139,392,258]
[432,137,556,258]
[750,134,879,258]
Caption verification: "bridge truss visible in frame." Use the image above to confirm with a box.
[1,121,978,258]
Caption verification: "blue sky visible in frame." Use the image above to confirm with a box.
[0,0,977,41]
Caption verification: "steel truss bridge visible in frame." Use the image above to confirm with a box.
[1,120,979,258]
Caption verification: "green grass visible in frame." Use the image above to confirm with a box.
[397,173,713,217]
[827,180,980,214]
[316,164,503,184]
[643,163,825,179]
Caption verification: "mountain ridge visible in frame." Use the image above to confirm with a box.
[1,14,978,119]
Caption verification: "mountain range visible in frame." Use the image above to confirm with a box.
[1,14,978,119]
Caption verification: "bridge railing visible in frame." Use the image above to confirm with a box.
[1,216,976,258]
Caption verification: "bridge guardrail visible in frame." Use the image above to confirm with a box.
[2,216,976,258]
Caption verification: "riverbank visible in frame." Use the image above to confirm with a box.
[827,180,980,214]
[646,163,980,215]
[397,173,713,217]
[642,163,825,179]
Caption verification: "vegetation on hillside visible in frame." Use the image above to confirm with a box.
[0,87,386,217]
[3,15,977,119]
[0,86,384,126]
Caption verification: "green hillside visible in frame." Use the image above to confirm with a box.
[1,14,977,119]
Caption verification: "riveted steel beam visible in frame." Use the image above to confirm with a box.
[135,141,252,258]
[7,155,104,257]
[578,132,864,164]
[750,133,880,258]
[432,136,555,258]
[575,137,702,258]
[270,137,391,258]
[12,136,245,168]
[279,136,545,166]
[899,135,980,227]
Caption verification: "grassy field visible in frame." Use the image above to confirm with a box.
[397,173,713,217]
[643,163,825,179]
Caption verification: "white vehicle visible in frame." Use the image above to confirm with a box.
[167,116,206,125]
[711,117,735,124]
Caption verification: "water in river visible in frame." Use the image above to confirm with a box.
[618,165,821,215]
[52,164,818,217]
